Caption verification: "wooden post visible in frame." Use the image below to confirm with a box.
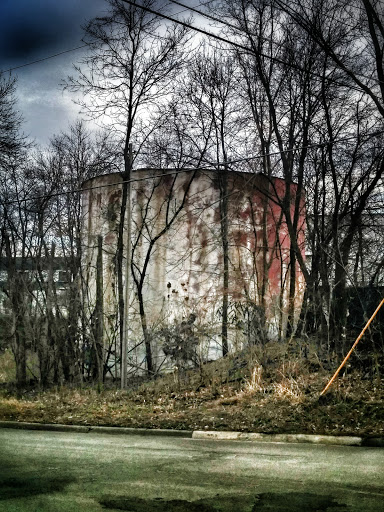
[320,297,384,396]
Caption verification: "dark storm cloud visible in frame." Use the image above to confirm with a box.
[4,23,58,61]
[0,0,182,146]
[0,0,107,68]
[0,0,108,146]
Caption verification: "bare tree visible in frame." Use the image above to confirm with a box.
[212,0,316,337]
[33,122,118,384]
[0,75,30,387]
[272,0,384,344]
[0,75,25,165]
[66,0,190,382]
[205,0,384,351]
[275,0,384,116]
[176,45,246,355]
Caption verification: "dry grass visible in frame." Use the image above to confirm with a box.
[244,364,264,393]
[0,341,383,436]
[272,378,304,403]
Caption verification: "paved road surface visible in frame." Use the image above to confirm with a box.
[0,428,383,511]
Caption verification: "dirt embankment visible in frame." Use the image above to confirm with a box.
[0,343,383,437]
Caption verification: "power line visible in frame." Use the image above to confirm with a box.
[141,129,384,170]
[169,0,227,25]
[169,0,384,88]
[0,1,206,76]
[278,0,368,34]
[224,130,384,166]
[1,45,88,75]
[274,0,384,86]
[120,0,252,53]
[169,0,246,34]
[0,1,378,92]
[120,0,380,95]
[173,0,369,37]
[168,0,212,17]
[1,169,196,207]
[2,129,382,207]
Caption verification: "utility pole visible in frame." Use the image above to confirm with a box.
[121,143,133,389]
[219,160,229,357]
[96,235,104,386]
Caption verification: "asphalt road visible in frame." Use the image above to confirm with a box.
[0,428,383,512]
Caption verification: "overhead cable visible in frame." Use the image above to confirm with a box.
[119,0,380,94]
[1,45,88,75]
[169,0,384,87]
[2,128,383,207]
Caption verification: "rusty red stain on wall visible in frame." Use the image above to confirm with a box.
[82,168,306,350]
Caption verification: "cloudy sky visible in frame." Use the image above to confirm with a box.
[0,0,209,148]
[0,0,114,147]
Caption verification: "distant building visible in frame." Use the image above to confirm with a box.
[0,257,69,315]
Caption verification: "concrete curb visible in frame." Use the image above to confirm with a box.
[0,421,383,446]
[192,430,363,446]
[0,421,192,438]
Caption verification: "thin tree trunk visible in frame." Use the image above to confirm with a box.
[219,164,229,356]
[95,235,104,385]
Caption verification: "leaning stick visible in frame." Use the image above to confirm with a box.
[320,297,384,396]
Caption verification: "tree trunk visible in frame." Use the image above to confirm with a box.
[95,235,104,385]
[219,164,229,356]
